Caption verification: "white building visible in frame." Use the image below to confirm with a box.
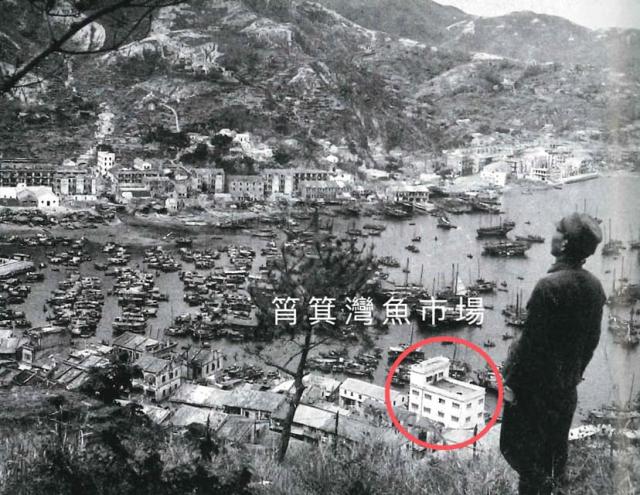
[409,357,485,430]
[97,149,115,176]
[339,378,407,410]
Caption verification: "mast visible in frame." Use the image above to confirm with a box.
[419,264,424,286]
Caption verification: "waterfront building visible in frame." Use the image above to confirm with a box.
[112,332,177,361]
[300,180,339,201]
[409,357,485,430]
[133,354,185,402]
[390,184,431,204]
[222,389,286,420]
[339,378,407,410]
[0,159,56,187]
[227,175,264,201]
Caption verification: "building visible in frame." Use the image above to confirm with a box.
[0,159,56,187]
[133,354,185,402]
[183,348,224,381]
[21,326,71,368]
[56,164,98,199]
[339,378,407,410]
[227,175,264,201]
[169,383,230,410]
[222,389,287,420]
[262,168,295,198]
[165,197,178,213]
[299,180,339,201]
[97,146,116,176]
[390,185,430,204]
[409,357,485,430]
[112,332,177,361]
[14,186,59,209]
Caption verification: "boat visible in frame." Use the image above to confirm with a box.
[379,256,400,268]
[476,220,515,239]
[558,171,600,184]
[405,245,419,253]
[483,339,496,348]
[175,237,193,247]
[388,344,425,363]
[483,240,531,257]
[515,234,545,243]
[437,216,456,230]
[502,333,514,340]
[411,235,422,242]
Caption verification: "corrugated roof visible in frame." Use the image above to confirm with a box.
[224,390,285,413]
[340,378,406,402]
[169,383,230,409]
[134,355,172,374]
[170,405,227,429]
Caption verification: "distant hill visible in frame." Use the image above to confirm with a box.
[1,0,638,162]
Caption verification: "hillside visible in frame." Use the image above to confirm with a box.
[1,0,639,164]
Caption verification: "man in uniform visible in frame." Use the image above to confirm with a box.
[500,212,606,494]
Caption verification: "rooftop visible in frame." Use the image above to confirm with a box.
[223,389,286,413]
[425,377,485,402]
[340,378,404,403]
[411,357,450,375]
[169,383,230,408]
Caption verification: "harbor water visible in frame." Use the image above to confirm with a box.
[2,173,639,423]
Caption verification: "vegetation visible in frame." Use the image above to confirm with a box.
[249,235,380,462]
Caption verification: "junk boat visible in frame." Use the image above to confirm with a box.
[476,220,515,239]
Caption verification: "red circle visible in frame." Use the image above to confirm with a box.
[384,336,503,451]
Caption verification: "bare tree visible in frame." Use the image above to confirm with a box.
[249,226,381,462]
[0,0,186,97]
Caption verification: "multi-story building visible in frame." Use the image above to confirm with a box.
[262,168,294,198]
[227,175,264,201]
[299,180,339,201]
[0,159,56,188]
[409,357,485,430]
[97,145,116,176]
[133,354,185,402]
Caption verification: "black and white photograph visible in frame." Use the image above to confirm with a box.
[1,1,639,494]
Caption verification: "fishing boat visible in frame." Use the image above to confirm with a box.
[483,339,496,348]
[411,235,422,242]
[388,344,425,363]
[405,245,419,253]
[476,219,515,239]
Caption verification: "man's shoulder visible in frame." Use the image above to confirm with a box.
[538,267,605,297]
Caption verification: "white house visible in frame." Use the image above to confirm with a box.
[339,378,407,410]
[409,357,485,430]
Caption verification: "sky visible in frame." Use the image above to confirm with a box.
[435,0,640,29]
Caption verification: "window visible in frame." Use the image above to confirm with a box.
[424,393,432,400]
[423,407,431,414]
[478,412,483,418]
[465,416,471,423]
[451,416,459,422]
[478,399,484,405]
[437,411,444,418]
[411,403,418,410]
[438,398,445,405]
[412,389,419,396]
[467,403,472,409]
[452,402,460,409]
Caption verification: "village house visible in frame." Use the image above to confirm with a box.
[182,347,224,381]
[222,389,287,420]
[112,332,177,361]
[409,357,485,430]
[21,326,71,369]
[133,354,185,402]
[52,347,112,390]
[339,378,407,410]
